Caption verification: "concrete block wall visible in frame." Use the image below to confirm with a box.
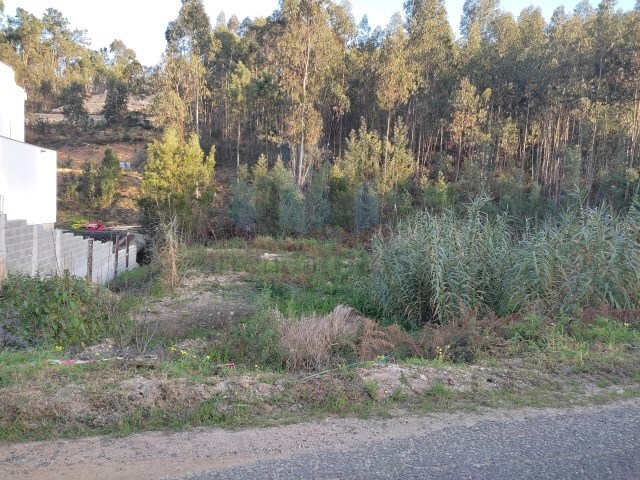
[4,219,33,274]
[0,214,138,284]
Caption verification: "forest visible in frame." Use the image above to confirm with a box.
[1,0,639,231]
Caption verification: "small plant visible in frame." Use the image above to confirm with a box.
[423,382,454,405]
[363,380,378,400]
[390,387,408,402]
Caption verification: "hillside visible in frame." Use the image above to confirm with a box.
[25,94,155,228]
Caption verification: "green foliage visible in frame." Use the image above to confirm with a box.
[77,149,122,209]
[59,82,90,130]
[380,119,415,196]
[302,163,331,232]
[143,128,215,200]
[252,155,286,235]
[229,311,284,369]
[62,177,80,206]
[337,122,383,186]
[80,160,98,206]
[280,164,331,235]
[369,201,640,327]
[278,171,306,235]
[354,182,380,233]
[369,200,512,327]
[208,239,370,318]
[141,128,216,239]
[230,157,331,236]
[511,206,640,314]
[0,273,123,346]
[96,148,121,209]
[230,179,256,234]
[328,174,355,231]
[103,77,129,125]
[422,171,456,211]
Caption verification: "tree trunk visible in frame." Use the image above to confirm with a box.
[237,121,241,174]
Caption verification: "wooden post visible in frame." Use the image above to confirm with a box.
[125,234,130,270]
[114,235,120,277]
[86,238,94,281]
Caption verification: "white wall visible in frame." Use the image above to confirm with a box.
[0,62,27,142]
[0,137,57,225]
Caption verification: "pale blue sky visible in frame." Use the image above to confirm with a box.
[3,1,636,66]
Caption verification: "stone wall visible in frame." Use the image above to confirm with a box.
[0,214,138,285]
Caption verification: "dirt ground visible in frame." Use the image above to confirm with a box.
[138,273,256,339]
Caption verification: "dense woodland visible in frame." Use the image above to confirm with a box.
[2,0,640,233]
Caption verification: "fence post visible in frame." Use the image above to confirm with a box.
[114,235,120,277]
[86,238,94,282]
[0,215,6,286]
[125,234,130,270]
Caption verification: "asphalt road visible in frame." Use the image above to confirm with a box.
[183,401,640,480]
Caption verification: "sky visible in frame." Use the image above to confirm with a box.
[3,0,637,66]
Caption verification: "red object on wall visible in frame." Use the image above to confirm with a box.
[84,222,106,231]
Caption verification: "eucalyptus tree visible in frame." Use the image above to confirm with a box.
[376,13,413,165]
[449,77,490,180]
[460,0,500,40]
[229,60,251,171]
[626,4,640,166]
[265,0,352,184]
[404,0,455,165]
[345,16,382,139]
[157,0,217,137]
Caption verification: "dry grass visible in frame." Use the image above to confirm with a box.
[278,305,417,372]
[278,305,359,372]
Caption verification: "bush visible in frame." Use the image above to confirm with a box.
[0,273,125,347]
[277,305,409,372]
[230,179,256,235]
[140,129,216,240]
[59,82,90,130]
[278,305,359,372]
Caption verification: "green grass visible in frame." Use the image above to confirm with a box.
[206,239,371,317]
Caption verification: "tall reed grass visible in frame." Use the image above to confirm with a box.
[369,201,640,327]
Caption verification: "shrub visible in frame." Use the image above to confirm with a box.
[277,305,360,372]
[0,272,124,346]
[277,305,404,372]
[140,128,216,240]
[230,179,256,235]
[354,182,380,233]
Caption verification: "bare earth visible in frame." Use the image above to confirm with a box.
[0,400,637,480]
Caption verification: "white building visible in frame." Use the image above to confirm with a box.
[0,62,57,226]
